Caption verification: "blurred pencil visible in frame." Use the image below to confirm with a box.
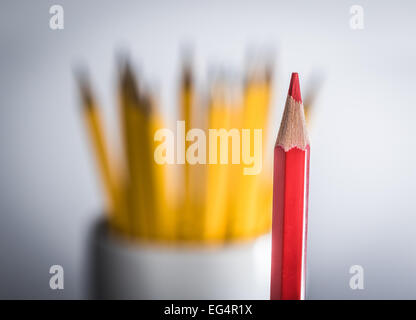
[149,93,176,241]
[119,62,151,239]
[179,60,195,240]
[232,65,272,239]
[77,69,127,233]
[303,72,323,124]
[225,77,244,240]
[254,62,274,236]
[204,79,231,241]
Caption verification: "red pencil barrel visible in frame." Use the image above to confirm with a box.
[271,145,310,300]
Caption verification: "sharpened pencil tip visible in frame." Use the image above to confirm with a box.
[288,72,302,103]
[276,73,309,150]
[74,66,94,109]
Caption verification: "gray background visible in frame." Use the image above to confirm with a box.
[0,0,415,299]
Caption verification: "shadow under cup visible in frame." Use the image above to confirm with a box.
[89,219,271,299]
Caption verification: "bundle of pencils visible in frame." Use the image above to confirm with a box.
[77,53,319,244]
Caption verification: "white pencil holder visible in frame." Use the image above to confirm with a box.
[90,219,271,299]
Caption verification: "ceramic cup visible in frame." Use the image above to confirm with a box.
[89,219,271,299]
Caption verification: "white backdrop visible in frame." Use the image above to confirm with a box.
[0,0,415,298]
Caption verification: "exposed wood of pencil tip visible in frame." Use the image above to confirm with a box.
[276,73,310,151]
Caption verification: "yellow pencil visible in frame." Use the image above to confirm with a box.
[225,82,244,240]
[119,63,150,239]
[148,93,176,241]
[136,93,157,239]
[303,73,323,125]
[77,70,128,234]
[204,80,232,241]
[179,62,195,240]
[251,65,274,237]
[232,66,272,239]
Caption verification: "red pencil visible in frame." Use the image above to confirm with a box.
[270,73,310,300]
